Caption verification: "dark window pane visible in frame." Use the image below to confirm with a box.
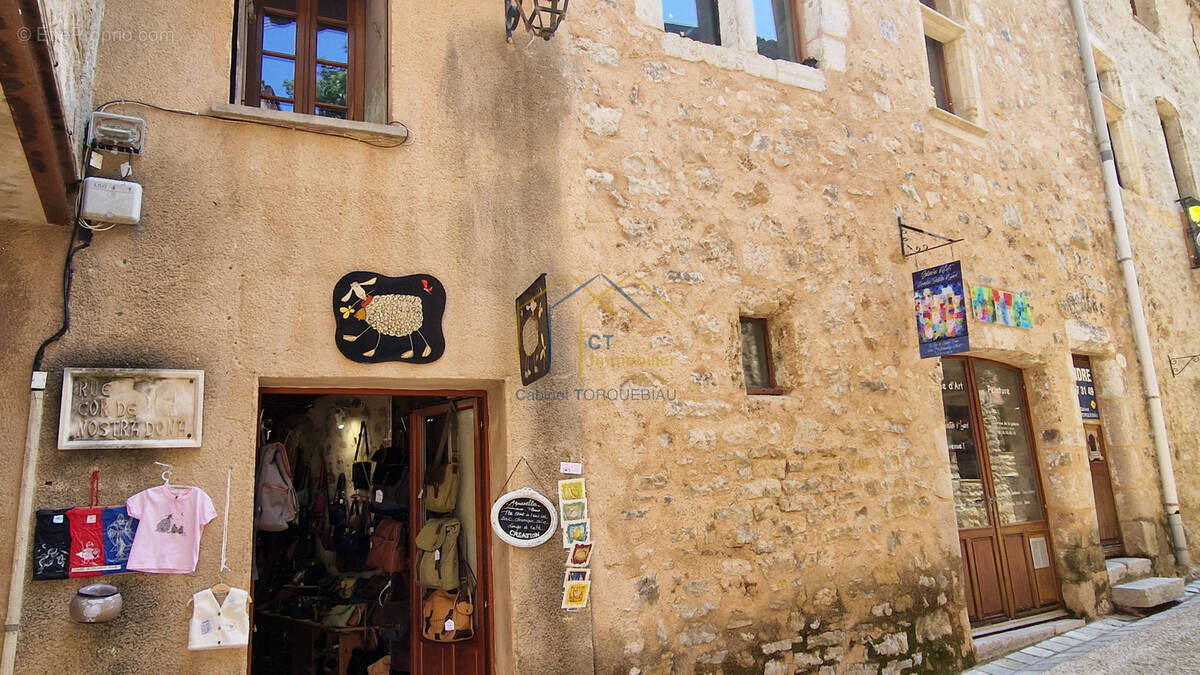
[740,319,770,389]
[317,107,347,119]
[975,363,1042,525]
[926,36,952,113]
[319,0,348,20]
[316,64,348,106]
[662,0,721,45]
[940,359,988,529]
[754,0,799,62]
[1107,123,1124,188]
[264,0,297,10]
[317,25,349,63]
[260,54,296,100]
[262,15,296,55]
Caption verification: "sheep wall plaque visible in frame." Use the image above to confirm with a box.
[333,272,446,363]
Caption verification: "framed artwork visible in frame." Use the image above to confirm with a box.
[333,272,446,363]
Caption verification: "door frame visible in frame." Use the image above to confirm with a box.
[255,386,495,675]
[944,357,1063,624]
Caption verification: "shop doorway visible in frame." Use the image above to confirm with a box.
[250,389,491,675]
[1085,424,1124,557]
[940,358,1062,624]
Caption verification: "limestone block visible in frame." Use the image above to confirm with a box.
[1112,577,1184,608]
[1108,556,1152,579]
[1105,559,1128,586]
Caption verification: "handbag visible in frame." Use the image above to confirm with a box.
[329,473,348,527]
[369,444,408,516]
[352,423,372,491]
[348,494,369,532]
[255,442,299,532]
[421,541,475,643]
[414,518,460,590]
[422,406,460,514]
[324,603,366,628]
[366,518,406,573]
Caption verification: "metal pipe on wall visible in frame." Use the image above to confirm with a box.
[1067,0,1191,568]
[1,379,47,674]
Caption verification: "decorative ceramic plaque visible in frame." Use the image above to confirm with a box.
[333,272,446,363]
[58,368,204,449]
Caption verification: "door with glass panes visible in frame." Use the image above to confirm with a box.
[941,358,1062,623]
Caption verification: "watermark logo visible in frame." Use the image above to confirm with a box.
[515,273,684,404]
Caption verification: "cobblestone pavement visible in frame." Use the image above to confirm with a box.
[963,580,1200,674]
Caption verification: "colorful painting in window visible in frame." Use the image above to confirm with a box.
[970,286,1032,329]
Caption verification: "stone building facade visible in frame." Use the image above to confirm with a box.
[0,0,1197,673]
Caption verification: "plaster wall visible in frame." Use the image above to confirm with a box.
[0,0,1181,674]
[1083,0,1200,568]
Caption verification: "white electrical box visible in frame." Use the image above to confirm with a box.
[88,112,146,153]
[81,177,142,225]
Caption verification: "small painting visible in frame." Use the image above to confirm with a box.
[558,478,586,502]
[517,274,551,385]
[567,541,593,567]
[564,568,591,584]
[560,499,587,524]
[970,285,1033,330]
[562,519,591,548]
[912,262,969,359]
[333,272,446,363]
[562,580,591,610]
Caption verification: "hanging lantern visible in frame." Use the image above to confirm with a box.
[505,0,570,41]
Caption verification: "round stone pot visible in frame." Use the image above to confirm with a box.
[69,584,123,623]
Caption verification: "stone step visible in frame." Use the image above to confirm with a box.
[973,618,1085,664]
[1111,576,1185,609]
[1106,557,1152,586]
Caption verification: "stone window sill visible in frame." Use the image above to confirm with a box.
[928,106,988,145]
[660,33,826,92]
[209,102,409,145]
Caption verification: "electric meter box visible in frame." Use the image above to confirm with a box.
[81,177,142,225]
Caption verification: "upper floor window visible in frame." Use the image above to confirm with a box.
[1130,0,1161,32]
[662,0,721,45]
[1157,99,1196,201]
[245,0,363,119]
[918,0,984,132]
[740,317,783,394]
[753,0,800,63]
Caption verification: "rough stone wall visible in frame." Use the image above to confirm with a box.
[37,0,105,156]
[0,0,1186,674]
[1083,0,1200,569]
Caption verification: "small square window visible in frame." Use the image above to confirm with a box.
[753,0,800,63]
[740,318,782,394]
[662,0,721,45]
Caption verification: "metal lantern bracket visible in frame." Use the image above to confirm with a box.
[1169,354,1200,377]
[505,0,570,41]
[899,216,964,258]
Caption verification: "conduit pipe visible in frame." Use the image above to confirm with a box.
[1068,0,1190,567]
[1,377,46,674]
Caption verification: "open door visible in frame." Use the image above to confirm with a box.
[409,399,491,674]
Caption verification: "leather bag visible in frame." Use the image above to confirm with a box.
[422,407,460,514]
[352,423,372,491]
[255,442,299,532]
[414,518,459,590]
[421,586,475,642]
[324,603,366,628]
[366,518,406,573]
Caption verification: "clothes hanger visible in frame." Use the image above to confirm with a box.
[153,461,198,491]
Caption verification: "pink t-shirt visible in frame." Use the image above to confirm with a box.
[125,486,217,574]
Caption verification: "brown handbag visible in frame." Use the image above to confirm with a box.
[421,586,474,642]
[366,518,406,573]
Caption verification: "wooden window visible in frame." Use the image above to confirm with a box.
[926,36,952,114]
[1159,108,1196,200]
[244,0,365,120]
[662,0,721,45]
[753,0,801,63]
[740,317,783,394]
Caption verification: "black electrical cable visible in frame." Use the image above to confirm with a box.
[31,222,91,373]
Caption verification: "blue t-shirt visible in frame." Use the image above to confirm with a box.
[101,506,139,574]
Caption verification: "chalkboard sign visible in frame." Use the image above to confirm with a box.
[490,488,557,548]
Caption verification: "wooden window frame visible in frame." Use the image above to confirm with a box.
[244,0,366,121]
[925,35,953,114]
[753,0,804,63]
[740,317,785,395]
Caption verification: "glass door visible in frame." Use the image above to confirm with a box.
[942,358,1062,624]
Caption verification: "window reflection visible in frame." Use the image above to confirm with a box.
[662,0,721,45]
[753,0,799,62]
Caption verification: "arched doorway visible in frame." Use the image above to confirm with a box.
[940,357,1063,624]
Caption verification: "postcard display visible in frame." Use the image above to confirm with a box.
[558,478,592,610]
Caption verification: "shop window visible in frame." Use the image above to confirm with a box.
[662,0,722,45]
[1156,99,1197,201]
[740,317,782,394]
[234,0,388,123]
[919,1,985,132]
[753,0,800,63]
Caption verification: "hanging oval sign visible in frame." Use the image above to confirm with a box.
[490,487,557,548]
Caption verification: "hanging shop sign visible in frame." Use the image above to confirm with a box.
[58,368,204,449]
[1074,356,1100,420]
[516,274,551,385]
[333,272,446,364]
[490,488,557,547]
[912,261,969,359]
[970,285,1033,329]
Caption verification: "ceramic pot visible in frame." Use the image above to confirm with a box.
[69,584,122,623]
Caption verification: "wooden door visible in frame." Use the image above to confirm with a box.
[409,399,491,675]
[1085,424,1124,557]
[942,358,1062,624]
